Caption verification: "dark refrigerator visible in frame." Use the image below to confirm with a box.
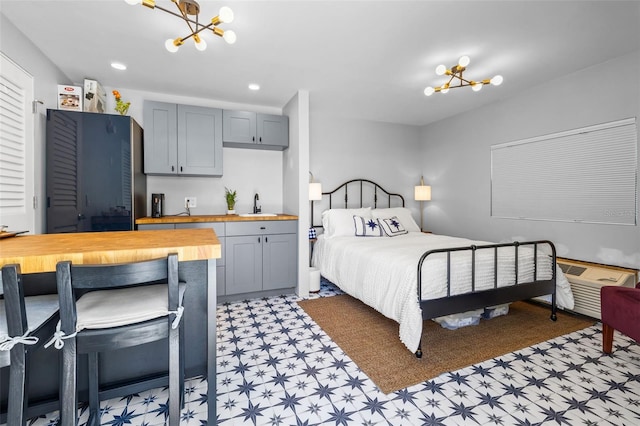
[46,109,146,233]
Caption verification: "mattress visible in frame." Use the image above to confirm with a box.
[312,232,574,353]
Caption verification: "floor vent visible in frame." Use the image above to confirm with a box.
[558,259,637,319]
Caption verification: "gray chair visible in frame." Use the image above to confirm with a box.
[52,254,185,426]
[1,264,59,426]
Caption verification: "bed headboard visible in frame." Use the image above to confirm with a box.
[311,179,405,228]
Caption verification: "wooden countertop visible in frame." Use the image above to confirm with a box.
[136,214,298,225]
[0,229,221,274]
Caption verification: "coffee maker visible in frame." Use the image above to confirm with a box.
[151,193,164,218]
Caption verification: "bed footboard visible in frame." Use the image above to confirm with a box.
[414,240,557,358]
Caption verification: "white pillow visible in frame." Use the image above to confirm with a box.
[371,207,420,232]
[322,207,371,238]
[353,215,383,237]
[379,216,408,237]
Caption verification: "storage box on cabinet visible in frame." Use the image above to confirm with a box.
[225,220,297,295]
[144,101,223,176]
[222,110,289,150]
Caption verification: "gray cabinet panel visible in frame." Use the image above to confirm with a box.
[143,101,178,175]
[226,220,297,236]
[178,105,223,176]
[222,110,256,144]
[225,235,262,295]
[222,110,288,150]
[257,114,288,148]
[137,224,175,230]
[263,233,297,291]
[144,101,222,176]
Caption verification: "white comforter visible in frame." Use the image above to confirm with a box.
[312,232,574,353]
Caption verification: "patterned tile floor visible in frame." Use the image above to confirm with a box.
[28,279,640,425]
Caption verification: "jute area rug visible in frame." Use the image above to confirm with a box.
[298,294,595,394]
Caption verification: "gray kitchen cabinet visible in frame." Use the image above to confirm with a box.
[176,222,226,296]
[262,233,297,291]
[144,100,223,176]
[137,224,175,230]
[225,220,297,295]
[222,110,289,150]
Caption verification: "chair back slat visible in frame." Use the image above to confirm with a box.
[2,264,28,338]
[69,257,173,289]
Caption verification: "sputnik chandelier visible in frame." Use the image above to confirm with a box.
[424,56,502,96]
[124,0,236,52]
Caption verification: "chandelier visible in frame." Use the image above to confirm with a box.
[424,56,502,96]
[124,0,236,52]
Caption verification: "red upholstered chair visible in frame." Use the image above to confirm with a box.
[601,282,640,354]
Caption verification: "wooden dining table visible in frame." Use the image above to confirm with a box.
[0,228,221,422]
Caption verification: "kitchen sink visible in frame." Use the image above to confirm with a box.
[238,213,278,217]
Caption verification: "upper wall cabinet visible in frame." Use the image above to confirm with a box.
[222,110,289,151]
[144,100,223,176]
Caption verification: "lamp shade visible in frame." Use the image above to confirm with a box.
[309,182,323,201]
[414,185,431,201]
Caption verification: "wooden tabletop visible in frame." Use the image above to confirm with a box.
[136,214,298,225]
[0,229,221,274]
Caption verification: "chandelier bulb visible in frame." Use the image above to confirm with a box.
[458,55,470,67]
[194,37,207,51]
[124,0,141,5]
[435,64,447,76]
[490,75,504,86]
[223,30,237,44]
[440,85,449,94]
[424,86,435,96]
[219,6,234,23]
[472,82,483,92]
[165,38,180,53]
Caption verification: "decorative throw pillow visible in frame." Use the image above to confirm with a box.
[322,207,372,238]
[380,216,408,237]
[353,215,383,237]
[371,208,421,232]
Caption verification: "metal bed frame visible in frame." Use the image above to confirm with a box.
[313,179,558,358]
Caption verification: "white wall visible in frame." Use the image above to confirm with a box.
[283,91,310,297]
[309,113,423,224]
[419,51,640,269]
[1,14,69,234]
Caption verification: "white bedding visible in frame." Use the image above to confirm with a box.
[311,232,574,353]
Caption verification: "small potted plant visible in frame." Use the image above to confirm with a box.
[225,187,237,214]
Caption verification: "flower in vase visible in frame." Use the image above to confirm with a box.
[112,90,131,115]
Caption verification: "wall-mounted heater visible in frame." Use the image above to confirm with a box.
[557,258,637,319]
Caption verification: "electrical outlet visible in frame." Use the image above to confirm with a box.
[185,197,197,208]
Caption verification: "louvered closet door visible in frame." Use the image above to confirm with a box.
[0,53,35,233]
[46,110,84,233]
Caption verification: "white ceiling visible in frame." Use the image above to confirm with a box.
[1,1,639,126]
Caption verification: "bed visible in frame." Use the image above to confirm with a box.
[310,179,575,357]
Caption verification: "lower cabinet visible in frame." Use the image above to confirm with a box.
[175,222,225,296]
[225,220,297,296]
[138,219,297,298]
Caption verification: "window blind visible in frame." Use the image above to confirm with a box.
[0,75,26,213]
[491,118,637,225]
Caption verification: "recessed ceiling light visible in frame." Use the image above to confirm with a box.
[248,84,260,91]
[111,62,127,71]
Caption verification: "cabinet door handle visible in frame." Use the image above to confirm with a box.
[180,166,183,172]
[259,137,262,143]
[252,136,255,142]
[171,165,174,172]
[258,237,261,243]
[265,236,268,243]
[260,226,266,230]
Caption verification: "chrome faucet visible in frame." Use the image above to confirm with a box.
[253,193,261,214]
